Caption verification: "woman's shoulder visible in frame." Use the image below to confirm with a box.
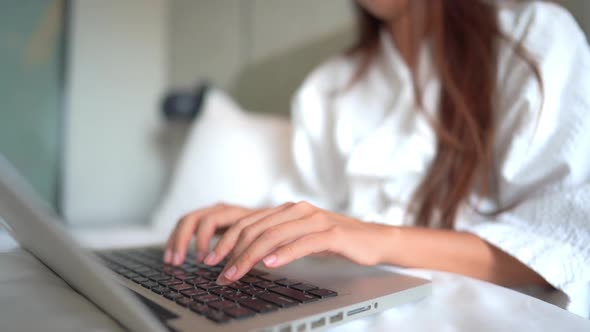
[495,1,590,112]
[498,1,587,49]
[494,2,590,183]
[295,53,359,98]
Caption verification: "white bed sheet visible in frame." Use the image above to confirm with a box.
[2,229,588,332]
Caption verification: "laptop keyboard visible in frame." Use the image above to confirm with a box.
[97,248,338,324]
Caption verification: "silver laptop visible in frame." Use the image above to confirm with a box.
[0,155,431,332]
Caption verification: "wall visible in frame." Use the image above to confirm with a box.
[563,0,590,37]
[63,0,168,225]
[169,0,355,115]
[63,0,354,226]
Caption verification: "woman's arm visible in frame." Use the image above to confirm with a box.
[384,226,551,287]
[170,201,551,287]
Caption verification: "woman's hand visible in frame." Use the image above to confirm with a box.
[164,203,258,265]
[204,201,396,285]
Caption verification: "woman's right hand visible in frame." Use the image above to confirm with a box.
[163,203,256,266]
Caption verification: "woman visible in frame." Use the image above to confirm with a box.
[165,0,590,313]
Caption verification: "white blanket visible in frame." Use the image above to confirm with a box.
[1,230,588,331]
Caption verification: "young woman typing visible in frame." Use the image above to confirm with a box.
[164,0,590,313]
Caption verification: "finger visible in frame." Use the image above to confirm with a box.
[217,214,329,284]
[164,213,199,264]
[227,203,313,261]
[205,202,295,266]
[263,231,334,269]
[170,205,224,265]
[192,206,251,262]
[163,226,180,263]
[229,208,326,268]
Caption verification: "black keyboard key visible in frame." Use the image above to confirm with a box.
[239,298,279,313]
[223,306,255,319]
[308,288,338,298]
[210,287,236,297]
[253,281,279,290]
[291,283,318,292]
[163,291,183,301]
[149,274,171,282]
[159,279,183,287]
[151,286,170,295]
[194,294,222,304]
[174,274,195,281]
[141,270,161,277]
[185,277,209,286]
[209,266,223,272]
[170,284,194,292]
[135,266,152,273]
[170,268,186,275]
[259,274,285,282]
[147,261,164,268]
[205,310,231,323]
[141,281,160,289]
[224,292,252,302]
[256,291,298,308]
[125,263,143,270]
[270,287,319,303]
[276,279,300,287]
[194,270,216,278]
[162,265,176,273]
[240,276,262,284]
[145,264,164,272]
[132,276,148,284]
[176,297,194,307]
[122,271,140,279]
[227,281,249,290]
[208,300,236,311]
[189,302,211,315]
[197,281,222,291]
[127,264,145,271]
[181,288,208,298]
[241,286,265,296]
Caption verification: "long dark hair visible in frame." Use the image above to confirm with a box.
[348,1,542,228]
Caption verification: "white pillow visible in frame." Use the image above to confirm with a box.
[151,89,292,232]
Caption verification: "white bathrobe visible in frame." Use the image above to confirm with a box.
[269,2,590,316]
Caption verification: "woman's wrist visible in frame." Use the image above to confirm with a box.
[374,223,402,266]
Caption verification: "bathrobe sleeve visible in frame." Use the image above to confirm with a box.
[456,3,590,311]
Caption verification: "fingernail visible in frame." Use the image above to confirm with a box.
[173,252,182,265]
[163,250,172,263]
[204,252,217,265]
[223,265,237,279]
[215,276,230,286]
[263,255,277,267]
[196,252,205,263]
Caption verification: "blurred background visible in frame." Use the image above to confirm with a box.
[0,0,588,230]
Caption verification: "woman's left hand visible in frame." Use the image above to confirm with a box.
[203,201,396,285]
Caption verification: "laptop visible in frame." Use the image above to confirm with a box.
[0,155,431,332]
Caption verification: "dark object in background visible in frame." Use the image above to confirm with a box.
[161,82,210,122]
